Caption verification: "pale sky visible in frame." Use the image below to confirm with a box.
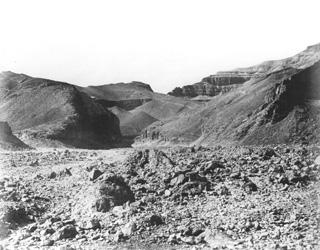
[0,0,319,93]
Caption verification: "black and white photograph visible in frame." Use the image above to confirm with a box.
[0,0,319,249]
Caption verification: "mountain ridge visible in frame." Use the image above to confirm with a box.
[138,43,320,146]
[168,43,320,99]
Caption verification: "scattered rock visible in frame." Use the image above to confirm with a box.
[149,214,163,226]
[89,169,103,181]
[243,176,258,192]
[114,231,128,242]
[42,239,54,246]
[164,189,172,197]
[1,146,319,249]
[49,172,57,179]
[170,174,187,187]
[167,234,178,244]
[121,220,136,236]
[27,223,38,233]
[58,245,76,250]
[263,148,277,160]
[79,218,101,230]
[56,225,77,240]
[181,236,195,245]
[314,155,320,165]
[201,228,235,248]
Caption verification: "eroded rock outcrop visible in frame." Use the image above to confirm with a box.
[168,73,251,98]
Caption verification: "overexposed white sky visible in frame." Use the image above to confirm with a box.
[0,0,319,93]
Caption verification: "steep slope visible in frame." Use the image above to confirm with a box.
[139,43,320,146]
[0,122,31,150]
[107,106,159,137]
[132,93,199,120]
[120,111,159,137]
[0,72,121,148]
[78,82,200,137]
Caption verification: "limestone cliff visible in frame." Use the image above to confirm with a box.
[168,72,251,98]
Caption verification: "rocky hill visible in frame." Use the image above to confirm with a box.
[0,72,121,148]
[78,82,199,138]
[139,43,320,146]
[0,122,31,150]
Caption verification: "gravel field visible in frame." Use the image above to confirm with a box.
[0,145,319,249]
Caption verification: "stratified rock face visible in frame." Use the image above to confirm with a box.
[168,75,250,98]
[0,121,31,150]
[139,43,320,146]
[168,44,320,99]
[0,72,121,148]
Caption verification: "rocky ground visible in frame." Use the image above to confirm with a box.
[0,145,319,249]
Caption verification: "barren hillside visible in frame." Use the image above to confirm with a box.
[78,82,200,138]
[0,72,121,149]
[139,43,320,146]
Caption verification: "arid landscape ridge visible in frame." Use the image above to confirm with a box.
[0,43,320,149]
[0,43,320,250]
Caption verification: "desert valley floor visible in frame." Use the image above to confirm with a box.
[1,44,320,249]
[0,145,319,250]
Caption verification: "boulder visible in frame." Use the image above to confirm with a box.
[89,169,103,181]
[95,175,135,212]
[149,214,164,226]
[121,221,136,236]
[57,225,77,240]
[263,148,277,160]
[314,155,320,165]
[170,174,187,187]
